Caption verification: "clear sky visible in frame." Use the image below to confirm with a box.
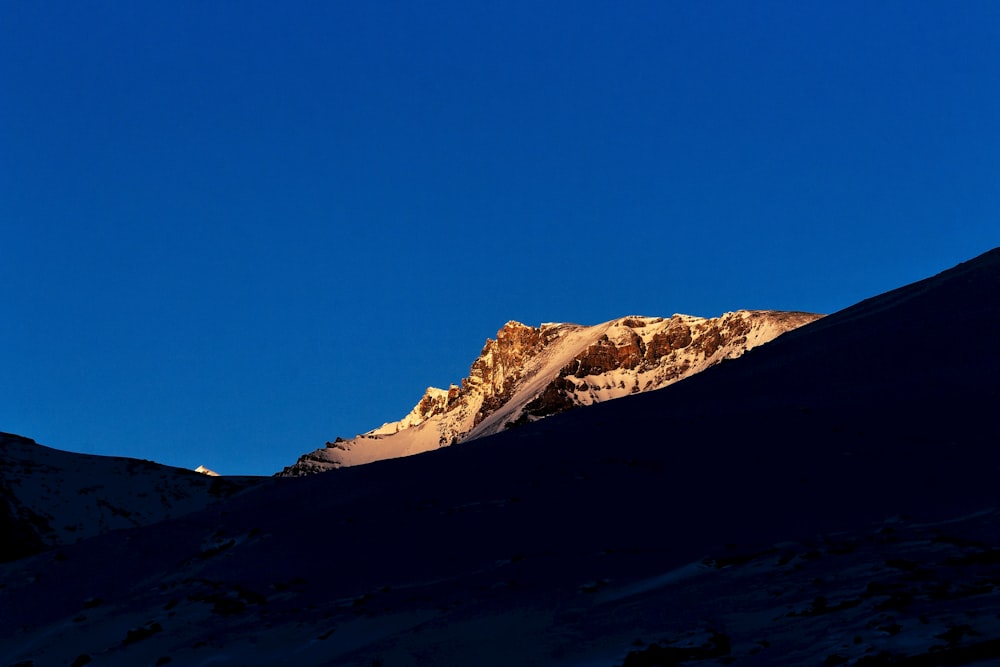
[3,2,998,476]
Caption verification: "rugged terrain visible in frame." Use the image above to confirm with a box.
[281,309,821,475]
[0,433,260,562]
[1,248,998,666]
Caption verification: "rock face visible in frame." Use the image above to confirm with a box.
[3,249,999,667]
[279,310,822,476]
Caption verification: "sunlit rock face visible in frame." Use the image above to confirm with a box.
[5,249,1000,667]
[467,321,550,425]
[279,310,822,475]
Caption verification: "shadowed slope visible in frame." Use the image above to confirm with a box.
[0,432,262,561]
[1,248,998,666]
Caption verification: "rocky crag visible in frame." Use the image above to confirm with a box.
[280,310,822,475]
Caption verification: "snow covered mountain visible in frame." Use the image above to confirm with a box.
[2,248,999,667]
[281,309,821,475]
[0,433,260,562]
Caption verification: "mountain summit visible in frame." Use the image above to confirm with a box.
[281,310,821,475]
[1,249,999,666]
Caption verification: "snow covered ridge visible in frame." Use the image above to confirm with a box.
[0,432,261,561]
[279,309,822,475]
[2,248,998,666]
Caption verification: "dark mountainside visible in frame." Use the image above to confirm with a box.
[0,434,261,562]
[1,248,999,666]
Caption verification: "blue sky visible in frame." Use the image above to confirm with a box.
[3,2,998,476]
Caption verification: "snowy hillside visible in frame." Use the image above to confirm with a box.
[1,248,998,666]
[0,433,261,561]
[281,309,820,475]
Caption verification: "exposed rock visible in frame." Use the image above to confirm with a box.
[278,310,823,476]
[524,376,579,419]
[469,321,547,424]
[644,319,693,363]
[567,330,646,376]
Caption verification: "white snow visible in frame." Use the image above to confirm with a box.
[283,310,820,475]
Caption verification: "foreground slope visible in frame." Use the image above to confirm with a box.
[1,248,998,667]
[283,310,820,475]
[0,433,261,562]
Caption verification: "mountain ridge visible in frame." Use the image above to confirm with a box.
[281,309,821,475]
[2,248,998,666]
[0,432,261,562]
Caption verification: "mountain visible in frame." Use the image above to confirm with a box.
[1,248,998,666]
[0,433,261,562]
[281,310,821,475]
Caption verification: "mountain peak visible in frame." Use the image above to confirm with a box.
[6,250,1000,666]
[279,309,822,476]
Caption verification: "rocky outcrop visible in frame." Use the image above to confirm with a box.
[278,310,822,476]
[467,322,550,424]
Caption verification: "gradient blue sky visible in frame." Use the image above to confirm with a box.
[3,2,998,476]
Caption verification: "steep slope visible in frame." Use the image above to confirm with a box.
[0,432,261,561]
[1,248,998,667]
[282,309,820,474]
